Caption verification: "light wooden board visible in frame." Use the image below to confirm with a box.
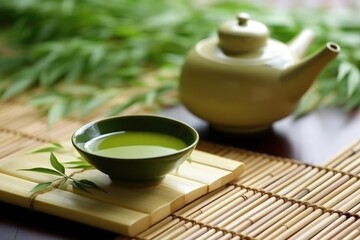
[0,144,244,236]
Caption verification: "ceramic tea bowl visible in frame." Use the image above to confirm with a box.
[71,115,199,187]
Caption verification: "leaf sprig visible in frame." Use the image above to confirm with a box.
[30,142,64,154]
[20,145,104,195]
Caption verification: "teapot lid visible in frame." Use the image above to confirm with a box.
[218,13,269,53]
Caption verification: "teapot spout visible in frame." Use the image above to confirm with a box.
[281,42,341,101]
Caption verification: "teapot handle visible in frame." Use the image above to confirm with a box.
[288,29,316,59]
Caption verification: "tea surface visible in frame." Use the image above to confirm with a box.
[85,131,186,158]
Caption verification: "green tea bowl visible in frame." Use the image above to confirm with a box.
[71,115,199,187]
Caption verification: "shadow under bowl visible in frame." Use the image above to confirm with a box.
[71,115,199,187]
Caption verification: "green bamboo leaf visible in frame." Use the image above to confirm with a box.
[89,46,106,66]
[115,25,140,38]
[106,94,143,116]
[344,90,360,110]
[0,57,23,73]
[31,146,62,153]
[63,160,86,165]
[2,73,36,99]
[62,85,98,95]
[47,99,68,126]
[145,90,157,106]
[337,61,353,81]
[72,180,91,193]
[50,152,65,174]
[30,142,63,153]
[347,67,360,97]
[293,88,322,118]
[33,50,59,72]
[78,93,115,117]
[19,167,63,176]
[39,63,68,87]
[63,160,93,169]
[144,11,188,29]
[51,142,63,148]
[78,179,106,192]
[30,94,58,106]
[118,66,143,79]
[330,32,360,47]
[66,164,94,170]
[29,182,53,193]
[61,0,75,14]
[64,57,83,83]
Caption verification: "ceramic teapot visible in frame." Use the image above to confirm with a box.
[179,13,341,133]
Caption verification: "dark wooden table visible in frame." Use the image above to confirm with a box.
[163,105,360,166]
[1,105,360,240]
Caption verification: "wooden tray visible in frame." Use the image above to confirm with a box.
[0,144,244,236]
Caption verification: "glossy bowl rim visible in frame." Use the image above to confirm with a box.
[71,114,199,161]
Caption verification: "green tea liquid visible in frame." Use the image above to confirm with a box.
[85,131,186,158]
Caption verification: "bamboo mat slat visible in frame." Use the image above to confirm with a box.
[322,140,360,174]
[1,100,360,239]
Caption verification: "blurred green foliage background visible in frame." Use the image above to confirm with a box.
[0,0,359,125]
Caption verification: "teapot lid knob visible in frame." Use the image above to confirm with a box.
[237,12,250,26]
[218,12,269,53]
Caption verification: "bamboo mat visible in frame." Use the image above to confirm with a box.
[123,140,360,240]
[1,100,360,239]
